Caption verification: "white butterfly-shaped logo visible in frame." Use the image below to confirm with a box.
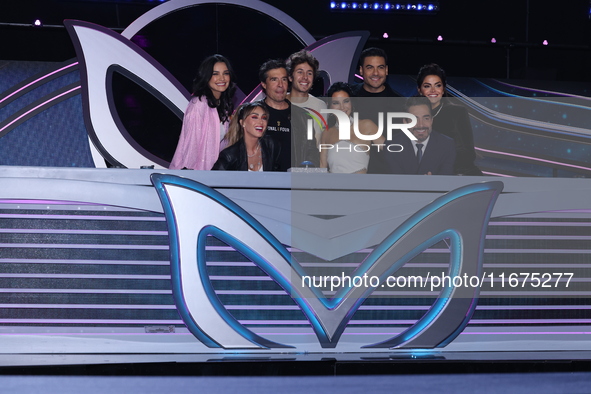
[152,173,502,349]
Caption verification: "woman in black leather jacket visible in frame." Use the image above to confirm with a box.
[212,102,282,171]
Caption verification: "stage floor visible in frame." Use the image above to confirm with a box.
[1,372,591,394]
[1,350,591,372]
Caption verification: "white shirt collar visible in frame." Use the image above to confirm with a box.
[412,135,430,154]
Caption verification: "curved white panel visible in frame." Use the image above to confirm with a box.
[122,0,315,45]
[68,22,190,169]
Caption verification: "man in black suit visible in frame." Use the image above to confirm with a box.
[383,96,456,175]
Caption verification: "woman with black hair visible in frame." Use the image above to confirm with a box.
[320,82,382,173]
[170,54,236,170]
[416,63,482,175]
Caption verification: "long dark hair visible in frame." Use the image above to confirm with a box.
[192,54,236,123]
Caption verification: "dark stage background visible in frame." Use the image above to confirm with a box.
[1,1,591,175]
[2,0,591,82]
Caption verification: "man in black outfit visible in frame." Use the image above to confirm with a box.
[352,47,402,173]
[352,47,396,94]
[257,59,319,171]
[351,47,402,118]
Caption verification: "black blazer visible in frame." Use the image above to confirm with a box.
[212,135,282,171]
[382,131,456,175]
[433,100,482,175]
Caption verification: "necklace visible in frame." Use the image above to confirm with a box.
[247,142,260,157]
[432,103,443,118]
[249,160,261,170]
[248,155,262,170]
[247,142,262,170]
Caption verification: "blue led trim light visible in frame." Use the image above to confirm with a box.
[151,176,220,348]
[151,174,502,349]
[323,180,501,349]
[152,173,335,348]
[197,226,293,348]
[359,182,500,348]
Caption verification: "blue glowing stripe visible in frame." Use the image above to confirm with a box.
[197,226,294,348]
[152,174,502,349]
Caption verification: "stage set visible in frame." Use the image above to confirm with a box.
[1,0,591,375]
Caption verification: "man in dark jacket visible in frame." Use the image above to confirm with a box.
[352,47,403,173]
[382,96,456,175]
[258,59,319,171]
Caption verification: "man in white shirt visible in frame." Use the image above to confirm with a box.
[286,50,327,146]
